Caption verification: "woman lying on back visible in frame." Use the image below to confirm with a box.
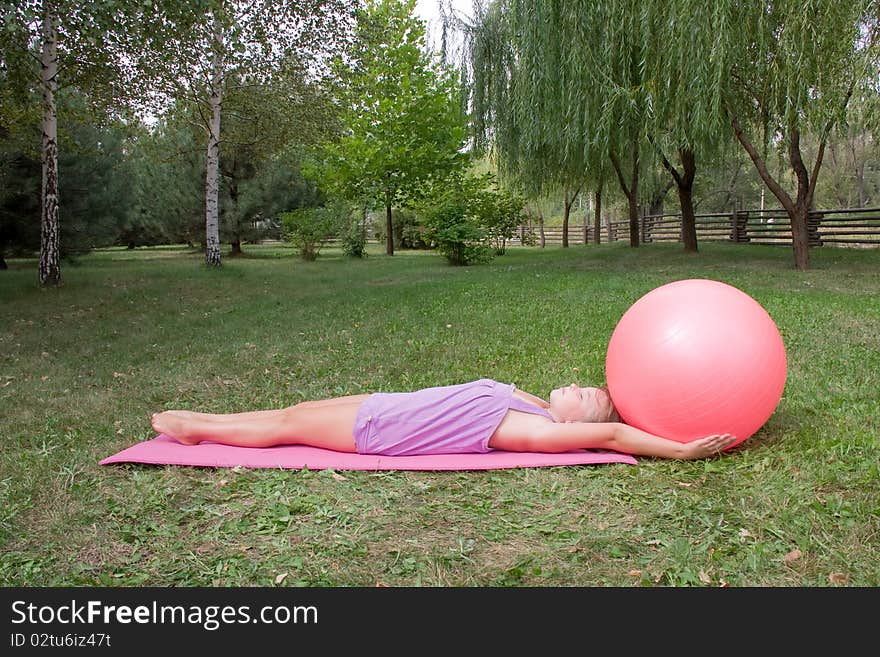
[151,378,735,460]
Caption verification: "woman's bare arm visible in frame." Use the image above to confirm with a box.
[491,421,736,460]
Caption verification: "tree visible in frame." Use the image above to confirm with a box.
[814,100,880,208]
[55,114,134,253]
[217,67,335,255]
[421,174,491,266]
[463,0,599,247]
[141,0,354,266]
[637,0,736,252]
[281,202,348,261]
[464,1,880,262]
[721,0,880,269]
[0,96,137,261]
[0,0,186,285]
[463,0,743,252]
[467,1,681,248]
[319,0,468,256]
[234,146,322,244]
[0,125,40,268]
[473,179,525,255]
[124,114,206,248]
[0,0,205,285]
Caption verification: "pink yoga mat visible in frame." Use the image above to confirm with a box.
[100,434,637,471]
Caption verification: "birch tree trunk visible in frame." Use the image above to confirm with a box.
[39,3,61,286]
[204,18,224,267]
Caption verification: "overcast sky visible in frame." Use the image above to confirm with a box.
[415,0,474,24]
[415,0,474,54]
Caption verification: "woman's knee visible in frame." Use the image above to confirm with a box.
[281,405,303,422]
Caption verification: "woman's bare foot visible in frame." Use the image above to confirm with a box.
[151,411,201,445]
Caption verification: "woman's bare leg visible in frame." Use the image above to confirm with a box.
[151,401,364,452]
[159,395,372,424]
[162,409,285,423]
[290,394,371,409]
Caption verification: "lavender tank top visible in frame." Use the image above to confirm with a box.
[352,379,553,456]
[507,391,555,419]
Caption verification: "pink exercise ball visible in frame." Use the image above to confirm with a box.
[605,279,787,448]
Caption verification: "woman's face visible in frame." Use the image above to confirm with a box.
[548,384,614,423]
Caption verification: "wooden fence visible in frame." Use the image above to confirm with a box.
[525,207,880,248]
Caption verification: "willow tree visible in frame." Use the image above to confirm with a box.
[643,0,734,252]
[467,1,719,249]
[463,0,605,246]
[720,0,880,270]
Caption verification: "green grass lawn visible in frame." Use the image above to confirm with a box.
[1,242,878,586]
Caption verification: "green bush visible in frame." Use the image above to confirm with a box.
[371,209,429,250]
[340,217,368,258]
[421,173,525,265]
[280,203,348,261]
[422,196,492,266]
[472,186,526,255]
[396,209,430,249]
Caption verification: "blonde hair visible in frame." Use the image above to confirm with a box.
[596,386,621,423]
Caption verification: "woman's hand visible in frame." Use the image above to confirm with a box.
[682,433,737,460]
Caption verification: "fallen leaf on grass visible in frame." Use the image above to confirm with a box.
[699,571,712,584]
[274,573,288,585]
[783,548,802,563]
[628,570,642,577]
[828,572,848,585]
[330,472,347,482]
